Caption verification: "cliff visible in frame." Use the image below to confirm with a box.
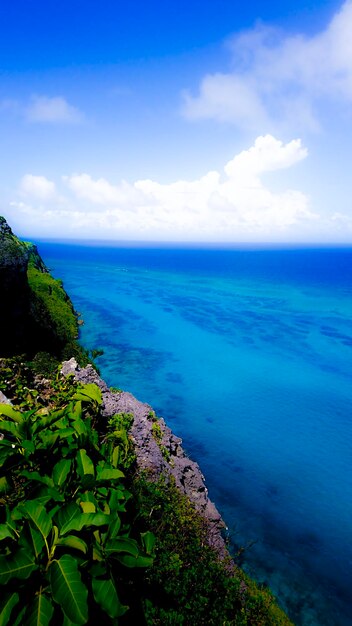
[0,216,36,355]
[61,357,230,562]
[0,215,87,367]
[0,217,292,625]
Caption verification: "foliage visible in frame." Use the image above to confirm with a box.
[27,266,78,347]
[31,351,60,378]
[132,475,292,626]
[105,413,136,472]
[0,382,154,625]
[0,219,91,368]
[151,420,171,463]
[26,265,92,371]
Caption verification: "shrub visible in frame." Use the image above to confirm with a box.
[0,383,154,625]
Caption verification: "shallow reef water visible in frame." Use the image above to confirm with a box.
[38,242,352,626]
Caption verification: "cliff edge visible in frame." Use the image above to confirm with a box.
[0,215,86,366]
[61,357,231,563]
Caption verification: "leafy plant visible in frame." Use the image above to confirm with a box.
[0,383,154,625]
[105,413,136,471]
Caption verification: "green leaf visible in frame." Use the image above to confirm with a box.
[0,420,19,437]
[29,526,45,559]
[19,500,52,542]
[79,491,98,507]
[21,470,54,488]
[57,535,88,555]
[111,445,119,468]
[76,449,95,478]
[108,489,126,513]
[0,549,37,584]
[62,616,77,626]
[12,606,27,626]
[53,459,72,487]
[80,501,95,513]
[92,577,128,619]
[0,476,10,494]
[0,444,14,468]
[34,486,65,505]
[104,537,139,557]
[0,523,16,541]
[0,404,24,423]
[55,503,81,536]
[105,515,121,541]
[71,420,87,437]
[37,432,59,447]
[96,465,124,482]
[19,524,45,560]
[56,503,109,536]
[32,408,67,433]
[0,592,20,625]
[141,531,156,555]
[50,555,88,625]
[20,439,35,453]
[24,592,54,626]
[73,384,102,405]
[79,513,110,531]
[115,554,154,568]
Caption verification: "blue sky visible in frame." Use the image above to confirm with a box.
[1,0,351,242]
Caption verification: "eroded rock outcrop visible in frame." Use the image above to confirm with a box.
[61,357,232,563]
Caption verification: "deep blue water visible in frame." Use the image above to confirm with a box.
[37,242,352,626]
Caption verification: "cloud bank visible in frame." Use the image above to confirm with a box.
[8,135,322,241]
[182,1,352,132]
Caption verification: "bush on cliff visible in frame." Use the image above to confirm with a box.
[0,376,154,625]
[0,363,293,625]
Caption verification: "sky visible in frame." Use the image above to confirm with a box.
[1,0,352,243]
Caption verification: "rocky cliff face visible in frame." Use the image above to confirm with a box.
[62,357,233,565]
[0,217,34,355]
[0,216,79,359]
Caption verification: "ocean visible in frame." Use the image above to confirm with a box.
[36,242,352,626]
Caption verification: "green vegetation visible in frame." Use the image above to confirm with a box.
[0,219,293,625]
[27,264,91,372]
[133,475,292,626]
[27,266,78,346]
[151,420,172,464]
[0,358,292,625]
[0,376,154,625]
[0,216,91,370]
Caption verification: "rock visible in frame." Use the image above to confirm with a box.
[0,390,12,405]
[61,358,233,565]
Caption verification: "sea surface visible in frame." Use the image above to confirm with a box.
[37,242,352,626]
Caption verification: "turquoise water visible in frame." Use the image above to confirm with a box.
[38,243,352,626]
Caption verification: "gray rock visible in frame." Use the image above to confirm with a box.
[61,359,234,565]
[0,390,12,405]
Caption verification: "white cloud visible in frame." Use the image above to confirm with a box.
[182,1,352,132]
[26,96,83,124]
[224,135,307,179]
[63,174,143,207]
[13,135,318,241]
[20,174,57,200]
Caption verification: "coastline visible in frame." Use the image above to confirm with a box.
[61,357,233,565]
